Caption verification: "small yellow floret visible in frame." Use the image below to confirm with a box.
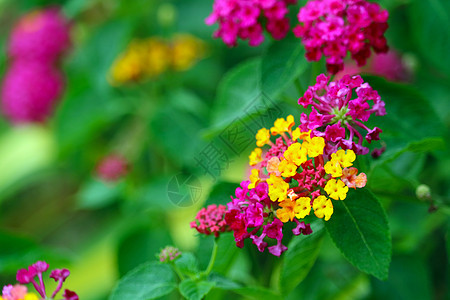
[313,195,334,221]
[271,115,295,135]
[267,174,289,202]
[307,136,325,157]
[278,159,297,177]
[295,197,312,219]
[292,129,312,142]
[324,158,343,177]
[284,143,308,166]
[248,169,260,189]
[256,128,271,147]
[331,149,356,168]
[325,179,349,200]
[277,198,301,222]
[249,148,262,166]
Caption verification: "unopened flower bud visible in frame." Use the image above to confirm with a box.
[416,184,431,201]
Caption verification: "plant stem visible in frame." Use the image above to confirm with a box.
[202,238,219,277]
[171,263,185,281]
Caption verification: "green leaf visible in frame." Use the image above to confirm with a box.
[366,77,443,159]
[210,59,261,131]
[325,189,391,280]
[179,279,215,300]
[175,252,199,276]
[77,178,123,209]
[279,221,325,295]
[371,137,445,168]
[409,0,450,74]
[109,262,176,300]
[261,35,307,98]
[231,286,282,299]
[197,233,239,275]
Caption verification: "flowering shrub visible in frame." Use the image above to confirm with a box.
[2,1,449,300]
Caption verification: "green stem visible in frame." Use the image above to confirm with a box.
[171,262,185,281]
[202,238,219,277]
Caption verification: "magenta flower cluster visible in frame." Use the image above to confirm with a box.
[158,246,182,263]
[96,154,129,182]
[1,7,70,123]
[205,0,297,47]
[225,181,311,256]
[190,204,230,237]
[293,0,389,74]
[16,261,78,300]
[298,73,385,155]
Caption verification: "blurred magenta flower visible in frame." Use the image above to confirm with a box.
[294,0,389,74]
[96,154,129,182]
[8,7,71,63]
[205,0,297,47]
[1,62,64,123]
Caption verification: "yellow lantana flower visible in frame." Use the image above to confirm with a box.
[248,169,260,189]
[277,198,301,222]
[278,159,297,177]
[331,149,356,168]
[171,34,206,71]
[256,128,271,147]
[324,158,343,177]
[249,148,262,166]
[295,197,312,219]
[292,128,311,142]
[271,115,295,135]
[307,136,325,157]
[267,174,289,202]
[313,195,333,221]
[325,179,349,200]
[284,143,307,166]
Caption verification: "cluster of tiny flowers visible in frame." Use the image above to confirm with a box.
[293,0,389,74]
[158,246,182,263]
[96,154,129,182]
[1,7,70,123]
[205,0,297,47]
[191,204,230,237]
[109,34,206,85]
[225,114,367,256]
[298,74,385,155]
[13,261,78,300]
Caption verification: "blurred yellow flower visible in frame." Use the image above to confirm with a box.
[109,34,206,85]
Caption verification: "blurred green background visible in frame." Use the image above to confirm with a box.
[0,0,448,299]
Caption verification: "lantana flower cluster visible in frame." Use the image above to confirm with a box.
[1,7,70,123]
[298,74,385,155]
[205,0,297,47]
[224,113,367,256]
[158,246,182,263]
[4,261,78,300]
[109,34,206,85]
[191,204,231,237]
[293,0,389,74]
